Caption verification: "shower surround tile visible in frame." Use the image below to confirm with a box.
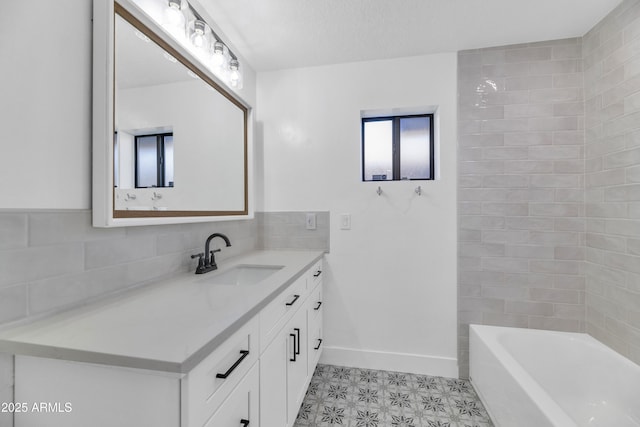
[295,364,493,427]
[584,0,640,366]
[458,38,586,377]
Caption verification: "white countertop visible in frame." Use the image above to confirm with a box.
[0,250,324,374]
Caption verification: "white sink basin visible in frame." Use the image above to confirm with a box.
[203,265,283,286]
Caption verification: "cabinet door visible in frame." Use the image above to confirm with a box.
[260,331,288,427]
[286,306,308,425]
[204,363,259,427]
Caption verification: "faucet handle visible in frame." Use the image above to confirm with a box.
[191,252,205,265]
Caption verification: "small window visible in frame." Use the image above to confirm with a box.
[362,114,434,181]
[135,133,174,188]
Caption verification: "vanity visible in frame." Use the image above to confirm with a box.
[0,250,324,427]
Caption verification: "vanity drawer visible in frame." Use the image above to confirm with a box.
[184,316,259,427]
[202,362,259,427]
[309,259,323,287]
[259,275,307,353]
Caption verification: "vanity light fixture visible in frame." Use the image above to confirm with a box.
[229,59,242,89]
[163,0,186,36]
[189,19,207,48]
[211,41,229,69]
[154,0,243,90]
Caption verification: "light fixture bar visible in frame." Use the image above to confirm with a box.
[186,5,238,61]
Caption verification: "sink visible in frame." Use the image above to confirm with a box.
[203,265,283,286]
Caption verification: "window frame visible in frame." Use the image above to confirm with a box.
[361,113,435,182]
[134,132,173,188]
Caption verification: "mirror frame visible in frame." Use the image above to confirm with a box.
[93,0,251,227]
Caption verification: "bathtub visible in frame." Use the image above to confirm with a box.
[469,324,640,427]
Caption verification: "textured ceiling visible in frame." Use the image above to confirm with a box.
[197,0,622,71]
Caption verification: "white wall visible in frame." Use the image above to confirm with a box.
[257,53,459,376]
[0,0,257,211]
[0,1,92,209]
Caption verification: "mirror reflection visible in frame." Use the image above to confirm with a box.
[113,10,247,215]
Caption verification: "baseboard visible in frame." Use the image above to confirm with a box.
[319,346,459,378]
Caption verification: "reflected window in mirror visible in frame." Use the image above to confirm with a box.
[134,133,174,188]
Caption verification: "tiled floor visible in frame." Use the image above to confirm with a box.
[294,364,494,427]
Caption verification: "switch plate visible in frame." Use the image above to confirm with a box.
[306,213,317,230]
[340,213,351,230]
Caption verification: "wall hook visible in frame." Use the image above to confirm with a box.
[376,186,383,196]
[415,186,422,196]
[152,191,163,200]
[125,193,137,201]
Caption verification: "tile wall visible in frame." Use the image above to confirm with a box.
[583,0,640,365]
[457,39,586,377]
[257,211,330,251]
[0,209,329,416]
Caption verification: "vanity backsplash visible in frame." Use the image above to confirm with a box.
[0,210,329,326]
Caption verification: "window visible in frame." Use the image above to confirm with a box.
[361,114,434,181]
[135,133,174,188]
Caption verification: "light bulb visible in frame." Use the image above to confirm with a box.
[211,41,226,67]
[190,20,206,48]
[229,59,242,89]
[163,0,185,30]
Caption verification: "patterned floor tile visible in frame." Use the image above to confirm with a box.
[294,364,494,427]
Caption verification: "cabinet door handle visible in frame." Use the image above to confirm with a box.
[216,350,250,379]
[285,294,300,306]
[314,338,323,350]
[314,301,322,310]
[240,419,250,426]
[294,328,301,355]
[313,270,322,277]
[289,333,297,362]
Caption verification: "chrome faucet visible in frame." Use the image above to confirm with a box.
[191,233,232,274]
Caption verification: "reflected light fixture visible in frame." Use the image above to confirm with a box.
[134,30,150,42]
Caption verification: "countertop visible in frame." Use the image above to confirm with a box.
[0,250,324,374]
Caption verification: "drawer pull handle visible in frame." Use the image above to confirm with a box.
[314,338,323,350]
[289,333,297,362]
[285,294,300,306]
[240,419,250,426]
[216,350,250,379]
[294,328,301,355]
[313,270,322,277]
[314,301,322,310]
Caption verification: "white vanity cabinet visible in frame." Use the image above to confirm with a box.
[259,259,324,427]
[7,252,324,427]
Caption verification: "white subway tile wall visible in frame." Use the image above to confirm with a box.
[457,37,586,377]
[584,0,640,366]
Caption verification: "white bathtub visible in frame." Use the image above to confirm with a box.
[469,324,640,427]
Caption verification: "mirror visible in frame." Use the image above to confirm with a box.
[92,1,249,226]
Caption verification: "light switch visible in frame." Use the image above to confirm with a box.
[306,213,317,230]
[340,213,351,230]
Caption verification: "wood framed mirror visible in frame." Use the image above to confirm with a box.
[93,0,250,227]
